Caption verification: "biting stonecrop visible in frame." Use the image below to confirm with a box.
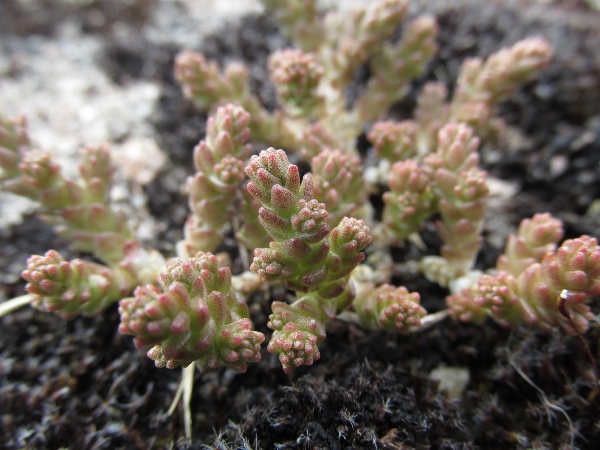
[245,148,372,371]
[2,0,599,384]
[1,114,165,319]
[447,214,600,334]
[178,103,253,257]
[118,252,264,372]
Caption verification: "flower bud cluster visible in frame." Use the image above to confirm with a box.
[382,160,436,243]
[269,49,324,119]
[246,148,371,369]
[119,252,264,371]
[353,284,426,333]
[311,149,364,227]
[367,120,419,162]
[175,52,248,109]
[448,215,600,334]
[22,250,136,320]
[267,296,334,373]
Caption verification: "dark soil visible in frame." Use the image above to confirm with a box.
[1,0,600,449]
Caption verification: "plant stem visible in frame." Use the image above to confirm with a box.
[0,294,33,318]
[167,364,196,441]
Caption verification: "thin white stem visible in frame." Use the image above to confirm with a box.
[167,373,185,416]
[337,308,450,333]
[419,309,450,330]
[0,294,33,318]
[167,364,195,441]
[335,310,363,327]
[182,364,195,441]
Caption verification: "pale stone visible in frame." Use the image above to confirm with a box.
[429,366,471,399]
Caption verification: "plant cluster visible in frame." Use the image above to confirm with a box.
[1,0,599,440]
